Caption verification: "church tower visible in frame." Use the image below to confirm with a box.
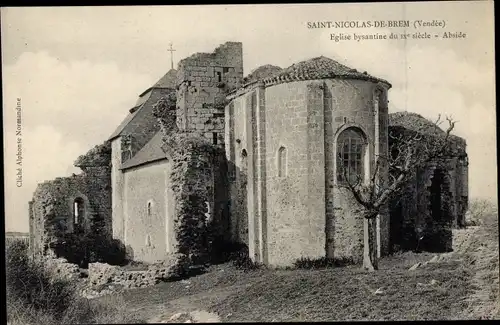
[175,42,243,146]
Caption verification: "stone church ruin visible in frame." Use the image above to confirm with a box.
[28,41,469,267]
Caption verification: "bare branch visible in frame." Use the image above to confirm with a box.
[339,161,371,209]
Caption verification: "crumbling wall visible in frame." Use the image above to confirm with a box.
[388,120,468,253]
[29,142,112,255]
[176,42,243,143]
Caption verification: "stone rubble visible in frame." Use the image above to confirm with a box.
[39,254,182,299]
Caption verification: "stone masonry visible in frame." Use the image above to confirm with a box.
[29,142,112,255]
[176,42,243,144]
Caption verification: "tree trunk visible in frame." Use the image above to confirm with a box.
[363,215,378,271]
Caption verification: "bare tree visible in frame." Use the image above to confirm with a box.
[338,114,457,271]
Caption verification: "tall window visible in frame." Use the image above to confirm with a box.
[73,197,85,226]
[278,146,287,177]
[147,201,152,216]
[337,128,366,184]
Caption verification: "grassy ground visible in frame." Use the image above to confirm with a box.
[460,206,499,319]
[116,249,472,322]
[52,200,492,322]
[115,206,499,322]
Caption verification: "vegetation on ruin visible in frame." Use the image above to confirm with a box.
[73,141,112,168]
[154,93,233,271]
[6,240,140,325]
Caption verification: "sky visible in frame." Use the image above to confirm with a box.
[2,2,496,232]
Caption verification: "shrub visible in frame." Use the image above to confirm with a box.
[6,239,139,324]
[49,230,127,268]
[209,236,248,264]
[293,256,357,269]
[6,240,77,321]
[227,244,262,271]
[466,198,498,226]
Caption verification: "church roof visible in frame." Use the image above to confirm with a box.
[108,69,177,141]
[120,131,168,170]
[228,56,391,99]
[138,69,177,97]
[108,109,141,140]
[388,111,466,151]
[243,64,283,84]
[260,56,391,87]
[389,112,446,137]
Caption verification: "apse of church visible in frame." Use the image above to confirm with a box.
[225,57,392,266]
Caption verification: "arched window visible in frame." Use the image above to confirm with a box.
[337,128,366,184]
[73,197,85,225]
[277,146,287,177]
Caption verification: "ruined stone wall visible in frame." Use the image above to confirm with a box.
[29,167,112,255]
[323,79,390,263]
[123,160,175,263]
[176,42,243,144]
[263,81,326,267]
[30,143,112,255]
[388,133,467,253]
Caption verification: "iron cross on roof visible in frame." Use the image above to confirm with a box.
[168,42,176,70]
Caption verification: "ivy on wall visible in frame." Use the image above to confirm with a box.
[154,93,226,266]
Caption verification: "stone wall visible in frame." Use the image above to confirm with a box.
[225,77,390,267]
[263,81,326,267]
[29,142,112,255]
[87,255,178,290]
[225,92,251,246]
[111,138,124,241]
[176,42,243,144]
[323,79,390,262]
[123,160,175,263]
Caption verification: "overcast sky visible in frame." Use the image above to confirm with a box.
[2,2,496,232]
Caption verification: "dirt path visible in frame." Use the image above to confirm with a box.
[138,283,243,323]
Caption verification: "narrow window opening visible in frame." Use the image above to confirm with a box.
[147,201,152,216]
[216,71,222,82]
[213,132,218,145]
[278,146,287,177]
[73,197,85,227]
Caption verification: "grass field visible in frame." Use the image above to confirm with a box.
[118,246,479,322]
[113,205,499,322]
